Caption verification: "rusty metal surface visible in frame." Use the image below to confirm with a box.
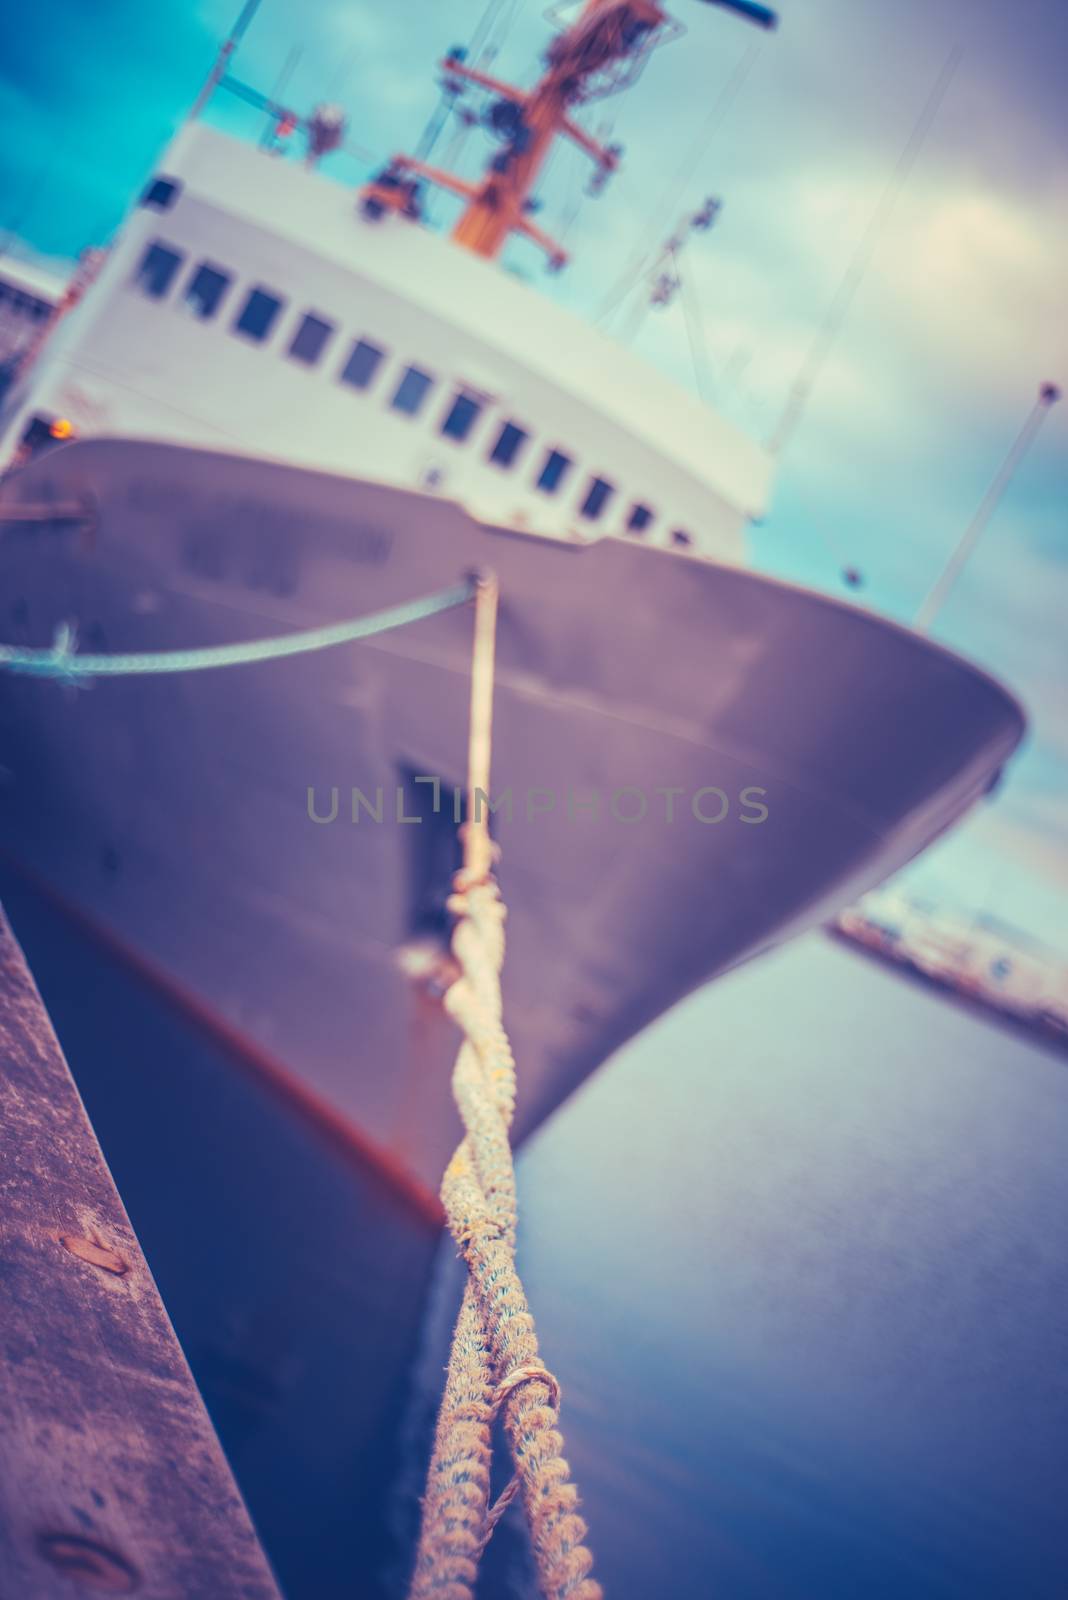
[0,904,282,1599]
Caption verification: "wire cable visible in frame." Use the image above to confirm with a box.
[768,46,962,458]
[0,580,476,685]
[594,39,762,329]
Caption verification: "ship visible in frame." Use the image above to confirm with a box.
[0,2,1027,1594]
[834,889,1068,1047]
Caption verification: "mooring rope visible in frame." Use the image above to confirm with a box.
[0,579,476,686]
[408,572,601,1600]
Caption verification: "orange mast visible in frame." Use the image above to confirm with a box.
[362,0,776,269]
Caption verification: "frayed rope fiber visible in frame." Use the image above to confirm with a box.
[407,574,601,1600]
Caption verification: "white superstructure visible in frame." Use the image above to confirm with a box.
[0,121,771,559]
[0,257,67,384]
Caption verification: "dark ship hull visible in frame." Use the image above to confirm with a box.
[0,436,1025,1595]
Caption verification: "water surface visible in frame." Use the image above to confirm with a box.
[515,935,1068,1599]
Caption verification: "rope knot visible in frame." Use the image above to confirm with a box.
[493,1360,561,1416]
[453,1214,508,1249]
[471,1363,563,1558]
[452,828,501,894]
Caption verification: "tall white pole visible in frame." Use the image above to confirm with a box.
[915,383,1061,633]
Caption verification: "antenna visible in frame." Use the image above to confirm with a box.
[651,197,722,309]
[260,45,303,149]
[189,0,265,122]
[915,383,1061,633]
[617,196,720,351]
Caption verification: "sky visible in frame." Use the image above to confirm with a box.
[2,0,1066,946]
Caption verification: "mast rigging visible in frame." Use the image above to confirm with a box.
[362,0,776,269]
